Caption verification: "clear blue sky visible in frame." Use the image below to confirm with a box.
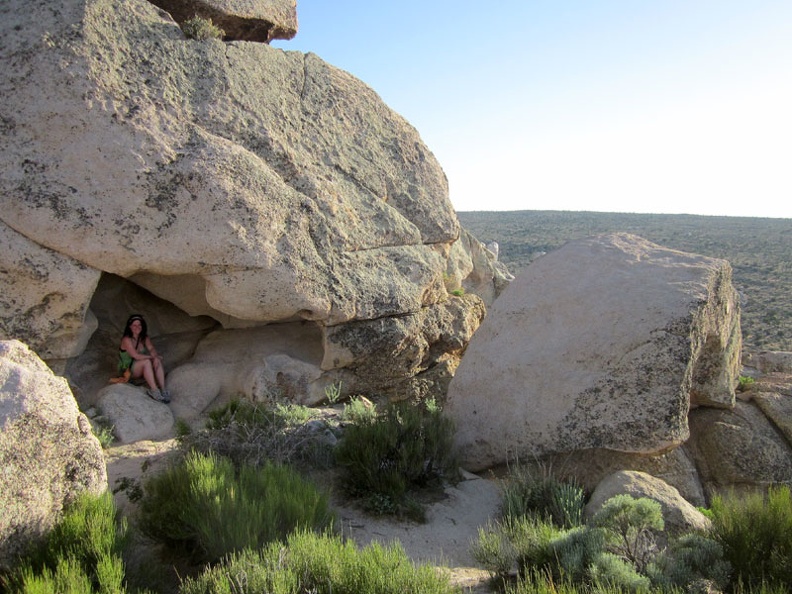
[273,1,792,218]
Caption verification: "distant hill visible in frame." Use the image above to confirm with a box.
[458,210,792,353]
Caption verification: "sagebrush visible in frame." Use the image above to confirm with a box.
[138,451,333,563]
[180,15,224,40]
[179,529,457,594]
[334,400,459,519]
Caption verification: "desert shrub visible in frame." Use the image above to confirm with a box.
[92,422,115,449]
[340,396,378,424]
[590,495,663,573]
[4,491,129,594]
[180,399,333,470]
[547,526,649,589]
[471,522,518,580]
[178,529,457,594]
[732,582,792,594]
[180,15,224,40]
[471,516,583,584]
[480,497,667,591]
[14,556,97,594]
[737,375,756,392]
[501,464,585,529]
[324,381,342,403]
[709,485,792,590]
[505,567,636,594]
[334,400,459,518]
[646,532,730,593]
[138,451,333,563]
[173,418,192,438]
[586,552,651,592]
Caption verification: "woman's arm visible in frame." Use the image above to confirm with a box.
[121,336,153,360]
[145,336,162,360]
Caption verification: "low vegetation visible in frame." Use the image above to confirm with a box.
[2,491,130,594]
[335,398,460,520]
[178,399,333,470]
[8,393,792,594]
[179,530,458,594]
[137,451,333,564]
[180,15,225,41]
[709,486,792,589]
[472,465,792,594]
[459,210,792,352]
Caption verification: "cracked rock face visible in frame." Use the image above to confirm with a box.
[446,233,742,471]
[0,0,467,360]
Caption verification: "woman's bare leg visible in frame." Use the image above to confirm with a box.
[153,358,166,391]
[132,360,157,392]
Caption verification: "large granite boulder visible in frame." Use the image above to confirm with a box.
[0,0,501,404]
[0,340,106,570]
[446,233,741,471]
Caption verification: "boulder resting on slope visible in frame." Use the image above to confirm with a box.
[446,233,741,471]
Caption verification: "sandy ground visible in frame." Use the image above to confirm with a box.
[105,440,501,592]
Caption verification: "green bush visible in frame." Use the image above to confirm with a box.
[138,451,333,563]
[4,491,129,594]
[179,529,458,594]
[180,399,332,470]
[471,515,567,583]
[709,485,792,590]
[504,568,595,594]
[340,396,378,424]
[92,422,115,449]
[335,401,459,518]
[737,375,756,392]
[471,521,520,580]
[590,495,663,573]
[180,15,224,40]
[501,465,585,528]
[647,533,730,593]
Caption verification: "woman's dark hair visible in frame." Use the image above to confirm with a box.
[123,314,148,342]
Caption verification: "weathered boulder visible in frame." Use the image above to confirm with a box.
[165,293,487,419]
[584,470,711,538]
[0,223,101,361]
[446,227,513,306]
[744,351,792,375]
[1,0,503,407]
[0,0,461,354]
[148,0,297,42]
[166,322,325,420]
[321,293,487,399]
[446,233,741,471]
[97,383,175,443]
[0,340,106,570]
[526,447,706,507]
[686,400,792,500]
[753,391,792,444]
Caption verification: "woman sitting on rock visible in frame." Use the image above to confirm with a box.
[118,314,170,403]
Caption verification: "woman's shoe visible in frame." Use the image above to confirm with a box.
[146,388,164,402]
[161,389,171,403]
